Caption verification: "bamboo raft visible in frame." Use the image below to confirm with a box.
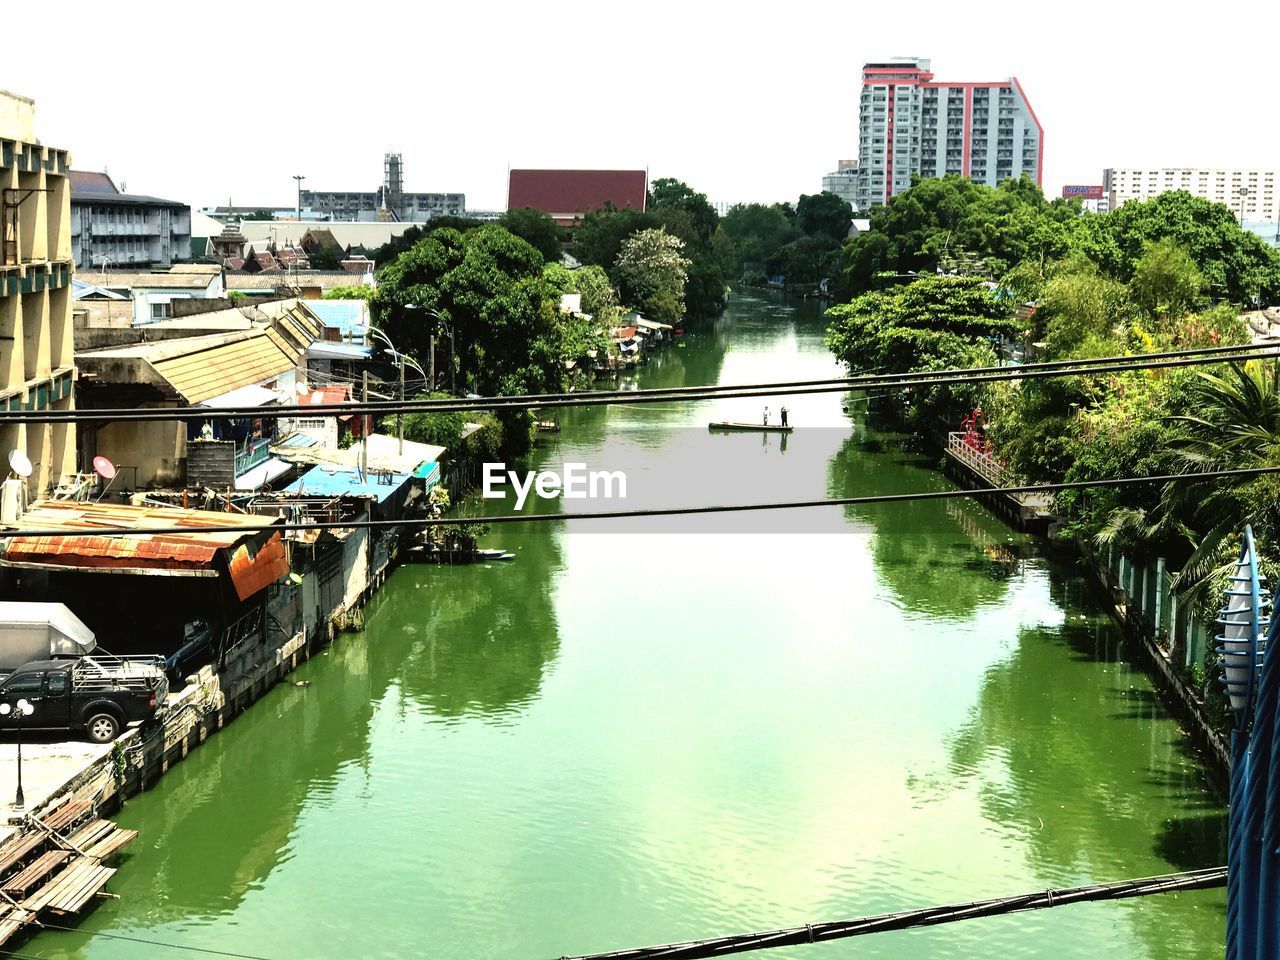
[0,792,135,948]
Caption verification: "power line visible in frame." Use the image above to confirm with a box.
[16,342,1280,424]
[0,466,1273,540]
[558,867,1227,960]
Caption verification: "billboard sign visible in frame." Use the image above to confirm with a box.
[1062,185,1105,200]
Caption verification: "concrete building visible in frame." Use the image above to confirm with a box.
[300,153,464,222]
[853,58,1043,209]
[822,160,860,210]
[0,90,75,498]
[84,265,225,324]
[1102,168,1279,221]
[69,171,191,269]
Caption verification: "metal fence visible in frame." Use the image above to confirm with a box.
[1107,547,1209,673]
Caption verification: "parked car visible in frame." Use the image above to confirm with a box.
[0,655,169,743]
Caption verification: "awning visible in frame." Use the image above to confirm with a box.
[236,457,292,491]
[308,342,373,361]
[200,384,280,409]
[634,318,673,331]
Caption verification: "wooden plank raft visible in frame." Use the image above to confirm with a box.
[2,851,71,898]
[23,856,116,916]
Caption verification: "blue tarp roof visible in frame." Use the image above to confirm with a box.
[286,465,413,505]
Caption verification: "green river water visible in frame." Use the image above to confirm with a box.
[40,292,1225,959]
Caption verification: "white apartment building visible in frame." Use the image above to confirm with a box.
[1102,168,1279,221]
[821,160,859,210]
[853,58,1042,209]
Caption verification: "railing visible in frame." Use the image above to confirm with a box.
[235,436,271,476]
[72,655,168,696]
[947,432,1005,486]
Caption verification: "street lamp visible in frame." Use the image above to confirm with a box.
[369,329,426,457]
[0,698,35,809]
[293,175,306,221]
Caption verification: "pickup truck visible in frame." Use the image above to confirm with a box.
[0,656,169,743]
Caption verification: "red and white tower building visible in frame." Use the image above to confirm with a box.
[853,58,1043,209]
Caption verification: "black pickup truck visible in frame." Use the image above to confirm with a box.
[0,656,169,743]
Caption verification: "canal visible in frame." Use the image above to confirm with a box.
[45,291,1224,959]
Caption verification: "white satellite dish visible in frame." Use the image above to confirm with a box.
[8,449,32,478]
[295,382,309,397]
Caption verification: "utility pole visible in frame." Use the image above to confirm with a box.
[293,174,305,221]
[361,369,369,479]
[429,333,436,393]
[397,353,405,458]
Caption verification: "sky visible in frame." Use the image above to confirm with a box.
[6,0,1279,212]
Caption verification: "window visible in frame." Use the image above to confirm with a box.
[151,302,172,320]
[46,673,66,695]
[3,673,43,694]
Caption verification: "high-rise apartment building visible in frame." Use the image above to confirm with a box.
[853,58,1043,210]
[0,90,75,498]
[1102,168,1279,221]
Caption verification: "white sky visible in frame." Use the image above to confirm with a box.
[7,0,1279,212]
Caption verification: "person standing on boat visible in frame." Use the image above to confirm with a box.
[780,406,789,427]
[763,406,770,425]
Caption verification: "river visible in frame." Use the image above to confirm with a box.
[42,291,1225,960]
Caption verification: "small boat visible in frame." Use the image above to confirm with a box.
[534,420,560,433]
[707,421,794,434]
[476,548,516,561]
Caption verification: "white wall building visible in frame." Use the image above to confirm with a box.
[1102,168,1279,221]
[854,58,1042,209]
[821,160,860,210]
[70,171,191,269]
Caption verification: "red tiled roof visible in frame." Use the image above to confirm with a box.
[300,385,352,406]
[507,169,647,221]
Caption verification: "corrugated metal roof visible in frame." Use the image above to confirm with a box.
[3,501,281,570]
[152,333,296,404]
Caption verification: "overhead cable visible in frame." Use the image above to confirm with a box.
[10,342,1280,424]
[0,466,1273,540]
[559,867,1227,960]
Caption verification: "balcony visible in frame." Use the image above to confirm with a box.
[235,437,271,477]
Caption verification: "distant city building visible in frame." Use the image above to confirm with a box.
[1061,184,1109,214]
[822,160,860,210]
[0,90,75,498]
[507,169,647,226]
[853,58,1043,209]
[70,171,191,269]
[300,153,465,223]
[1102,168,1279,221]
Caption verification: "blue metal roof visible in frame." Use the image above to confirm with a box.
[306,300,369,338]
[286,465,413,504]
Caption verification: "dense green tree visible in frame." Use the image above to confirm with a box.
[499,207,562,263]
[795,191,854,242]
[720,203,799,271]
[321,284,375,302]
[614,228,689,325]
[573,206,658,271]
[647,178,719,243]
[374,225,562,398]
[1083,191,1280,305]
[1129,238,1205,323]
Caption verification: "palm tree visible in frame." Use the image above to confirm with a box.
[1098,360,1280,599]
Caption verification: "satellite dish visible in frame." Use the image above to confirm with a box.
[93,456,117,480]
[295,382,309,397]
[7,449,32,478]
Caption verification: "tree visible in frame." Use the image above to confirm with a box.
[1129,238,1205,322]
[648,178,719,244]
[1083,191,1280,305]
[720,203,799,272]
[306,248,343,270]
[826,276,1015,433]
[614,228,690,324]
[796,191,853,242]
[499,208,562,264]
[322,284,375,302]
[374,225,563,398]
[573,206,658,271]
[241,210,276,221]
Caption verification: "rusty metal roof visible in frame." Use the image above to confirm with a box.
[2,501,281,570]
